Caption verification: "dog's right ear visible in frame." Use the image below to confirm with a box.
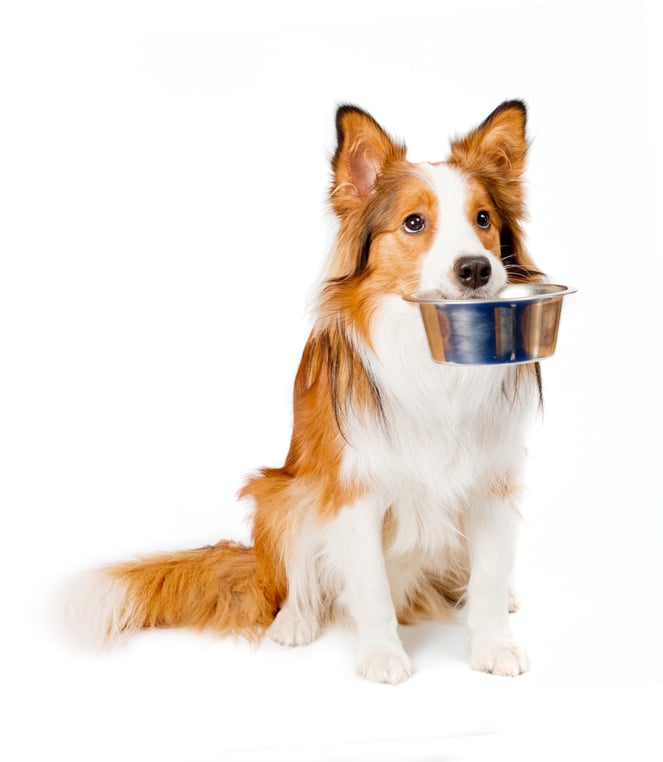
[330,106,406,216]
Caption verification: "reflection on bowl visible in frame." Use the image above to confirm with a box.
[404,283,576,365]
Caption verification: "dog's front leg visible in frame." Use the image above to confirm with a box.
[465,495,529,676]
[328,496,412,684]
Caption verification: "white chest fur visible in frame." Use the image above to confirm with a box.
[341,296,535,557]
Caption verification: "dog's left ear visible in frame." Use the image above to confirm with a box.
[330,105,406,216]
[449,100,528,179]
[451,101,542,283]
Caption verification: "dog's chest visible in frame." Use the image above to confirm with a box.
[341,298,533,552]
[341,387,517,557]
[343,370,516,501]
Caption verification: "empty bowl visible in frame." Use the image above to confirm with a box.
[405,283,576,365]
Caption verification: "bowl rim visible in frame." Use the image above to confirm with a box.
[404,282,577,306]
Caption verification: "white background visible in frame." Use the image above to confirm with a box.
[2,1,662,760]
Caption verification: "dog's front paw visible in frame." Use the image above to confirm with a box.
[268,605,320,647]
[357,642,412,684]
[470,638,529,676]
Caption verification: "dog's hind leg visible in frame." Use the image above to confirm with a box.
[268,601,321,646]
[267,513,326,648]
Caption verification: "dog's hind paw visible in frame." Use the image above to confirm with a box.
[268,604,320,647]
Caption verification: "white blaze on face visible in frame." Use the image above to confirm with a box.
[418,163,507,298]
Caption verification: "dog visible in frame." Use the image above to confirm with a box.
[70,101,545,684]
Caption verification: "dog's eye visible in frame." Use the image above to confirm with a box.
[403,214,426,234]
[476,210,491,229]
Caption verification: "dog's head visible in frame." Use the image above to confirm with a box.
[325,102,541,303]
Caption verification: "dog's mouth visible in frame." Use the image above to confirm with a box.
[458,284,498,299]
[433,283,504,300]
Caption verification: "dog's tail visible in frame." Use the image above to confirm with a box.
[64,541,277,647]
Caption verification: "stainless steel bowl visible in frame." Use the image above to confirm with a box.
[405,283,576,365]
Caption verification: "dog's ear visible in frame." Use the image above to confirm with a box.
[450,102,542,284]
[449,100,528,180]
[330,106,406,215]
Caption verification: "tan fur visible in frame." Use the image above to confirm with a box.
[106,542,274,639]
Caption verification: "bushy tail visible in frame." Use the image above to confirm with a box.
[65,541,276,647]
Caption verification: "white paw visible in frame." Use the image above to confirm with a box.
[357,642,412,684]
[508,590,521,614]
[268,605,320,647]
[470,638,529,676]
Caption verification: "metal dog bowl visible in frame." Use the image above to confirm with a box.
[405,283,576,365]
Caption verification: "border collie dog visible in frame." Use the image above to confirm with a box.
[70,102,545,683]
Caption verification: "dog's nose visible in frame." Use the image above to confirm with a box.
[454,255,492,289]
